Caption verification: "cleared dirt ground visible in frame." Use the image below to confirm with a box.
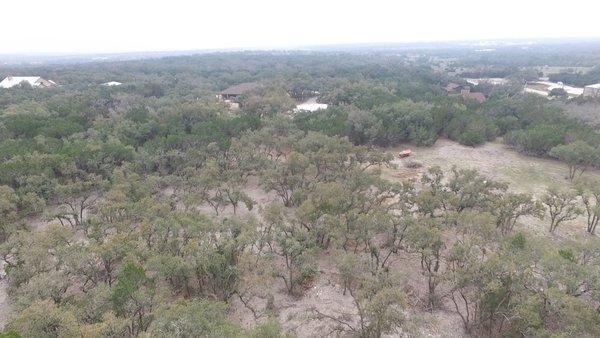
[384,138,600,194]
[384,138,600,238]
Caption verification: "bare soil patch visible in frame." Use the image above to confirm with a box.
[383,137,600,237]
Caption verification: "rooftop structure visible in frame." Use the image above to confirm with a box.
[101,81,122,86]
[524,81,585,98]
[464,77,509,86]
[218,82,260,100]
[462,91,486,103]
[583,84,600,97]
[444,82,461,93]
[294,97,328,112]
[0,76,56,89]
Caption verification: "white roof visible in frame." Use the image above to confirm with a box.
[464,77,508,86]
[585,83,600,89]
[536,81,584,96]
[101,81,122,86]
[294,97,328,112]
[465,78,479,86]
[0,76,41,88]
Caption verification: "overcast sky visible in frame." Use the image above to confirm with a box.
[2,0,600,54]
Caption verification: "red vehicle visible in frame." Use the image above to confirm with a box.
[398,149,412,158]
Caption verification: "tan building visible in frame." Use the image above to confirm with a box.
[217,82,259,100]
[444,83,486,103]
[583,84,600,97]
[460,86,486,103]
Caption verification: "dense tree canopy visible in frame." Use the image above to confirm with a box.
[0,49,599,337]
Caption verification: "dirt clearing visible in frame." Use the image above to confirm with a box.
[383,138,600,237]
[384,138,600,195]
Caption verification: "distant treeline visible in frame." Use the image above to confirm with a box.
[549,66,600,87]
[1,52,599,205]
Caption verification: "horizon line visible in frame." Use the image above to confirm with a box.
[2,36,600,57]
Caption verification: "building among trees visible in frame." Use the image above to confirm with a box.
[583,83,600,97]
[218,82,259,100]
[0,76,56,89]
[101,81,122,86]
[460,86,486,103]
[444,82,486,102]
[444,82,461,93]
